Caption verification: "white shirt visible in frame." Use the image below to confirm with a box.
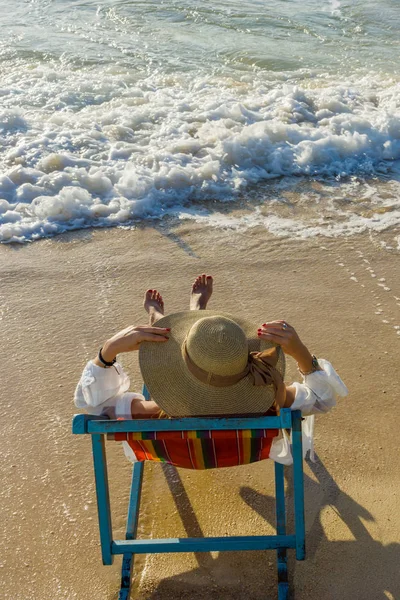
[74,358,348,465]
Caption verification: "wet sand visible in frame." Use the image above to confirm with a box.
[1,223,399,600]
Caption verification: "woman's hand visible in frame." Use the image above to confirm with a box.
[98,325,170,365]
[258,320,317,374]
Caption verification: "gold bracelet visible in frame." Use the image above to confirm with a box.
[298,355,319,376]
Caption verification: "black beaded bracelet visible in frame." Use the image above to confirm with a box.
[98,347,117,367]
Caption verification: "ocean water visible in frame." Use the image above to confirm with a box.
[1,0,400,244]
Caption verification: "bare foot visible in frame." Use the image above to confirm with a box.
[190,274,213,310]
[144,289,164,325]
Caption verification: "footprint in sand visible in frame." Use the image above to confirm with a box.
[327,242,400,340]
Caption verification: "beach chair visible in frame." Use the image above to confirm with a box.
[72,389,305,600]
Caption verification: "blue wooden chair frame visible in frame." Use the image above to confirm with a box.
[72,400,305,600]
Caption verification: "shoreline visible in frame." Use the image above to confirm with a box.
[1,224,399,599]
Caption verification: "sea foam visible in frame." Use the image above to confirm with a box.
[1,64,400,243]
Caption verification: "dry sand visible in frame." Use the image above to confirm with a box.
[1,222,399,600]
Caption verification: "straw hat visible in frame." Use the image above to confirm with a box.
[139,311,285,417]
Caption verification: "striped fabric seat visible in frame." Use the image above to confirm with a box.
[114,427,279,469]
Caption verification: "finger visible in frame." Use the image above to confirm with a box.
[262,321,292,328]
[276,320,293,329]
[118,325,137,336]
[258,329,286,339]
[258,332,283,343]
[260,325,288,335]
[136,326,171,333]
[140,333,169,342]
[261,324,292,333]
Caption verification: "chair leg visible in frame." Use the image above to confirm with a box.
[275,462,289,599]
[92,434,113,566]
[292,412,306,561]
[118,461,144,600]
[119,384,148,599]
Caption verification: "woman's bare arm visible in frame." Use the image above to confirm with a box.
[93,324,170,367]
[257,320,322,408]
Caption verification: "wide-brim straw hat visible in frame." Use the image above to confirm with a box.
[139,311,285,417]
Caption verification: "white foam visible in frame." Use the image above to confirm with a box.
[1,64,400,243]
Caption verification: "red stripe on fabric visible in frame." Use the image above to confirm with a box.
[187,440,196,469]
[163,441,193,469]
[260,438,274,460]
[236,430,241,464]
[127,441,147,462]
[213,438,240,468]
[211,430,237,439]
[212,439,218,468]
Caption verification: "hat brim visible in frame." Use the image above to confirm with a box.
[139,310,285,417]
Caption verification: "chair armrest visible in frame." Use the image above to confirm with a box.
[72,413,109,434]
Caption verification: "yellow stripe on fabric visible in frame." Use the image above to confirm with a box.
[142,440,163,462]
[241,430,253,439]
[191,440,206,470]
[187,431,198,440]
[242,435,251,464]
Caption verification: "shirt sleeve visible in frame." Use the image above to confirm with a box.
[74,360,144,417]
[290,358,348,415]
[269,359,348,465]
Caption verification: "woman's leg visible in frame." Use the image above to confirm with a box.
[143,289,164,325]
[190,273,213,310]
[122,289,167,418]
[132,274,213,418]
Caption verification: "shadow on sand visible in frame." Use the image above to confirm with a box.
[141,456,399,600]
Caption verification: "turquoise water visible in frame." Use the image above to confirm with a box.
[1,0,400,243]
[2,0,399,74]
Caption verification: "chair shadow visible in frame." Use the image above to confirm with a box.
[142,456,399,600]
[161,463,214,570]
[144,463,278,600]
[242,455,400,600]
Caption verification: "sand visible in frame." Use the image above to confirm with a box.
[1,222,399,600]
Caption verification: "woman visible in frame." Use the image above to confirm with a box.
[74,274,348,463]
